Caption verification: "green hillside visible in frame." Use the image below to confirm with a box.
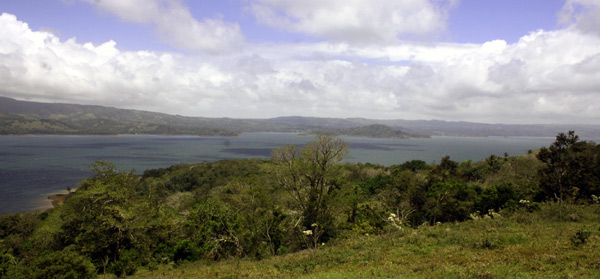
[0,114,237,136]
[131,204,600,278]
[1,131,599,278]
[0,97,237,136]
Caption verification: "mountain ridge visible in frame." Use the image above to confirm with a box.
[2,96,600,137]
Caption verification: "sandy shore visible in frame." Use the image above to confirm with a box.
[47,193,68,207]
[37,190,72,211]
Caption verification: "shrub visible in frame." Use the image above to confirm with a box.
[172,240,200,263]
[476,184,518,213]
[426,182,477,223]
[185,200,243,260]
[570,230,591,247]
[13,249,96,279]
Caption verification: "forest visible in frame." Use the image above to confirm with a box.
[0,131,599,278]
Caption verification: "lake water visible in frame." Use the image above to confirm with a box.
[0,133,560,214]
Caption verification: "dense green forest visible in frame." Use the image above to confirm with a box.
[1,131,599,278]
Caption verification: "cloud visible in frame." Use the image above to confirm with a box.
[559,0,600,37]
[1,12,600,124]
[84,0,244,53]
[0,13,224,109]
[248,0,457,43]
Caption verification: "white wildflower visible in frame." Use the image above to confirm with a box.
[387,212,405,230]
[302,230,313,236]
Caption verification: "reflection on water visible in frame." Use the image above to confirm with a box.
[0,133,558,214]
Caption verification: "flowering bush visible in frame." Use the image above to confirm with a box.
[487,209,501,219]
[386,212,410,231]
[470,209,501,220]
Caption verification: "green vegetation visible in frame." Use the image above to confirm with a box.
[272,134,348,247]
[0,114,237,136]
[322,124,429,138]
[1,131,599,278]
[129,203,600,278]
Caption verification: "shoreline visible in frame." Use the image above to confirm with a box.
[47,192,69,208]
[39,189,71,211]
[0,190,73,216]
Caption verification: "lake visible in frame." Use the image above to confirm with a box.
[0,133,559,214]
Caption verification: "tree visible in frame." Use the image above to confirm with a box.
[271,134,348,248]
[430,156,458,183]
[184,199,243,260]
[536,131,600,202]
[391,159,430,173]
[58,161,159,275]
[426,182,477,223]
[26,249,96,279]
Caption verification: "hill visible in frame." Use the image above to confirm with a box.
[1,132,599,278]
[0,96,238,136]
[323,124,429,138]
[131,204,600,278]
[2,96,600,137]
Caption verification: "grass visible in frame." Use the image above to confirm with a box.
[125,204,600,279]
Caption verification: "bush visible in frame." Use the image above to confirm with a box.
[108,249,142,277]
[351,204,386,235]
[477,184,518,213]
[426,182,477,223]
[172,240,200,263]
[185,200,243,260]
[570,230,592,247]
[11,249,96,279]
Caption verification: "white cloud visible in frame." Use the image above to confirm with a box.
[84,0,244,53]
[0,13,227,110]
[248,0,456,43]
[1,11,600,124]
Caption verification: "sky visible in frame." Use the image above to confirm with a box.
[0,0,599,124]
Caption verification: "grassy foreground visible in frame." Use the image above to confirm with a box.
[125,204,600,279]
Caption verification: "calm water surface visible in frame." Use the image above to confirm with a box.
[0,133,558,214]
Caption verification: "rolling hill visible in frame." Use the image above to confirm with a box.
[2,96,600,137]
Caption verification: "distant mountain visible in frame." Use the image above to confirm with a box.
[371,119,600,138]
[260,116,600,138]
[2,96,600,138]
[0,96,237,136]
